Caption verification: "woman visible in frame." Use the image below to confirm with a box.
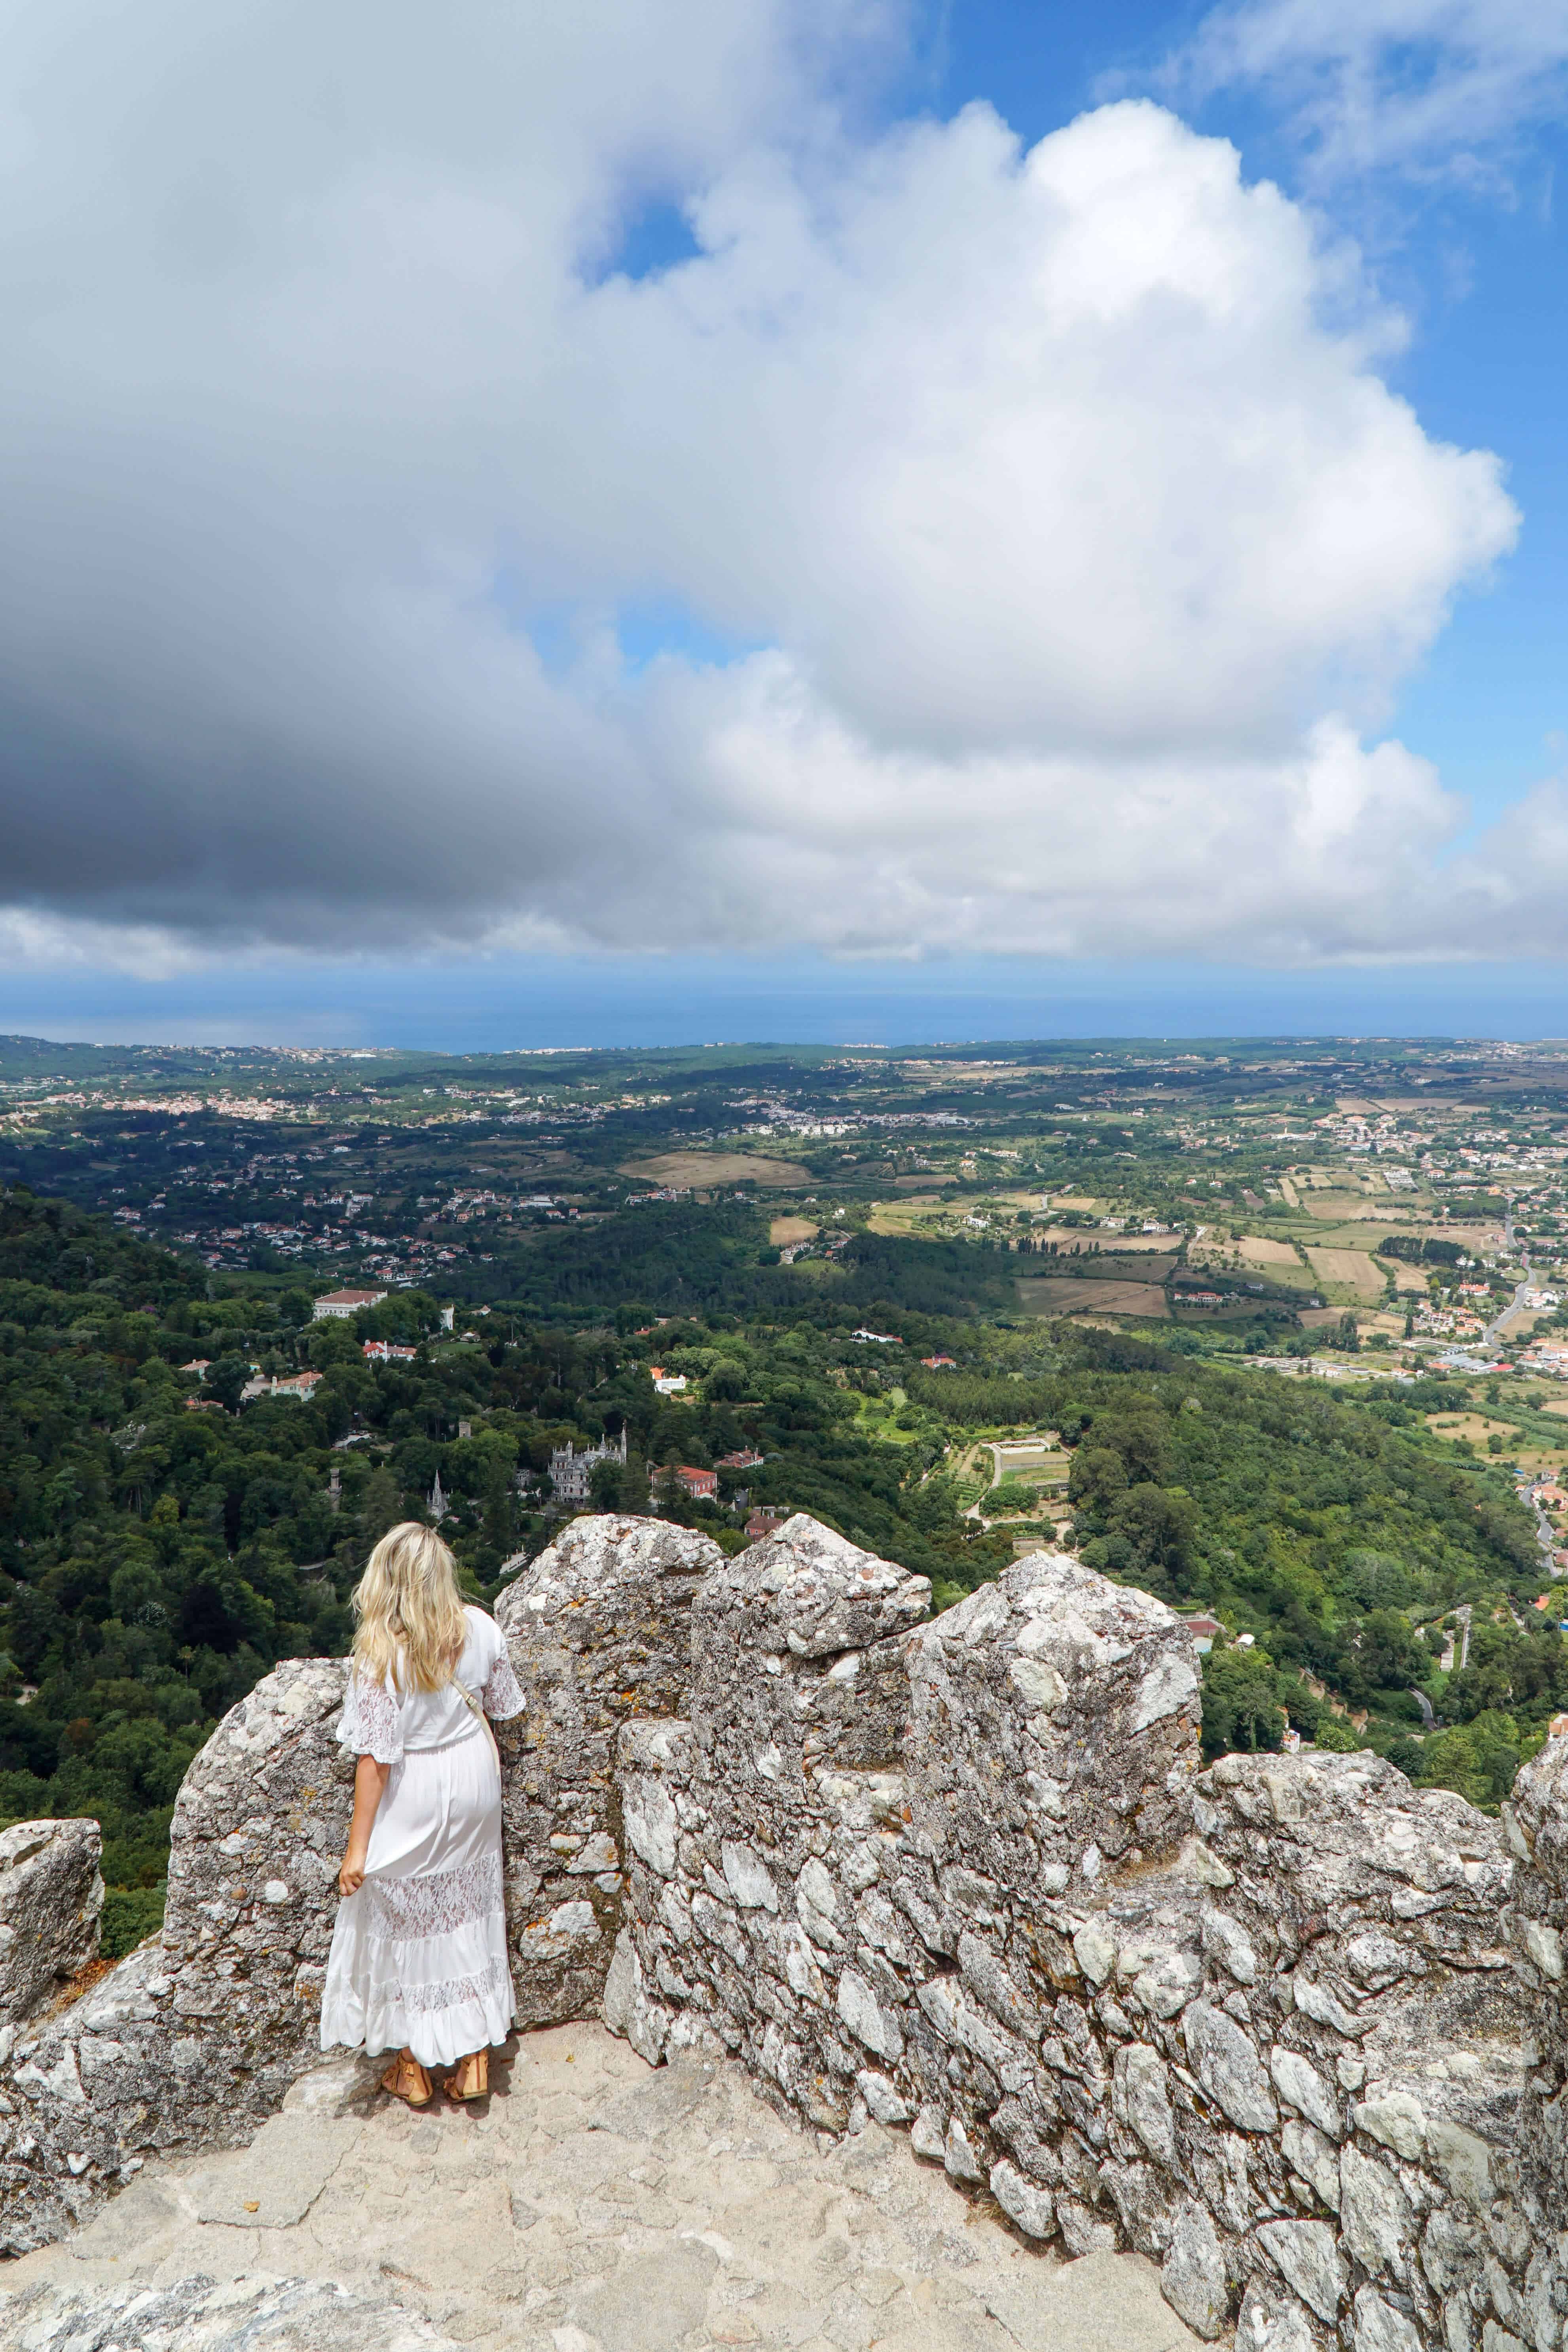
[321,1521,525,2105]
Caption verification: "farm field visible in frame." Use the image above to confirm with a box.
[1384,1262,1430,1293]
[1033,1230,1175,1257]
[1035,1253,1177,1282]
[1304,1246,1386,1297]
[1015,1276,1170,1318]
[1425,1413,1522,1447]
[769,1216,817,1246]
[1237,1235,1302,1266]
[865,1198,951,1233]
[617,1151,810,1187]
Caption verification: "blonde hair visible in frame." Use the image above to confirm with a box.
[351,1522,468,1694]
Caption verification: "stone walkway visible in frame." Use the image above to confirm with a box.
[0,2025,1203,2352]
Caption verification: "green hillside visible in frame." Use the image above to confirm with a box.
[2,1179,1559,1961]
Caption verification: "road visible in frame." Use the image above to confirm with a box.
[1480,1206,1530,1350]
[1524,1479,1560,1584]
[1480,1280,1533,1351]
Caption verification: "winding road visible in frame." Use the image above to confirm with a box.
[1480,1198,1530,1352]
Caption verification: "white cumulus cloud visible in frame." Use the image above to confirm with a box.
[0,0,1528,972]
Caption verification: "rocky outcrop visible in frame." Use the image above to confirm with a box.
[0,1819,102,2037]
[494,1514,722,2027]
[7,1510,1568,2352]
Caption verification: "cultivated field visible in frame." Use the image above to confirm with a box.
[1306,1195,1405,1223]
[1429,1411,1523,1449]
[865,1197,946,1233]
[1304,1246,1385,1297]
[1035,1229,1174,1254]
[1382,1261,1430,1293]
[1016,1276,1169,1319]
[618,1151,811,1187]
[769,1216,817,1246]
[1035,1253,1177,1281]
[1237,1235,1303,1267]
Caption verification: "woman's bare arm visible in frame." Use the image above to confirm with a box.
[338,1753,392,1896]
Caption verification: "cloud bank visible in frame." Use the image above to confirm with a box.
[0,0,1544,972]
[1170,0,1568,189]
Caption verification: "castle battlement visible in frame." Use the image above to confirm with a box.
[5,1516,1568,2352]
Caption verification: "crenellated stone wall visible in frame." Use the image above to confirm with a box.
[605,1528,1539,2349]
[0,1658,355,2250]
[493,1513,722,2028]
[9,1512,1568,2350]
[0,1517,717,2251]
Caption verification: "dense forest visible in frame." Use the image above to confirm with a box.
[0,1186,1030,1951]
[899,1341,1563,1802]
[496,1203,1025,1323]
[1,1182,1560,1957]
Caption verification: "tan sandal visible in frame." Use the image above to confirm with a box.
[444,2051,488,2101]
[380,2052,433,2107]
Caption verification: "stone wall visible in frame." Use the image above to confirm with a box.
[493,1514,722,2028]
[0,1820,102,2046]
[0,1519,716,2251]
[8,1511,1568,2352]
[605,1527,1551,2352]
[0,1656,355,2251]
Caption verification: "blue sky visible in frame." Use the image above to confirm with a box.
[1,0,1564,1046]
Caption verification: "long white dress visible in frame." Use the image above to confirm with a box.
[320,1604,526,2070]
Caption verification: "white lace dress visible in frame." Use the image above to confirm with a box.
[320,1605,526,2069]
